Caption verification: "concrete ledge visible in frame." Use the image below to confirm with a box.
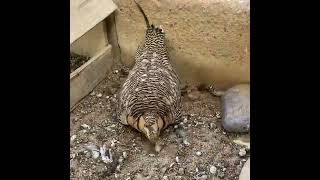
[113,0,250,89]
[70,45,113,110]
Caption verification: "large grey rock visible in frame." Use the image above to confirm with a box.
[222,84,250,132]
[239,158,250,180]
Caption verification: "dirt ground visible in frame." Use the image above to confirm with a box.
[70,52,90,73]
[70,62,250,180]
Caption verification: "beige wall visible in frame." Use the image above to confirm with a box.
[112,0,250,90]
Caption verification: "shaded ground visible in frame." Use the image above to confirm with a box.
[70,64,250,180]
[70,52,90,73]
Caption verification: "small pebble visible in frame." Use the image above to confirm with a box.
[106,95,110,99]
[198,175,208,180]
[116,165,121,171]
[155,143,162,152]
[222,167,227,172]
[125,178,131,180]
[183,118,188,123]
[149,154,156,157]
[210,123,216,129]
[118,157,124,163]
[70,153,76,159]
[92,151,100,159]
[163,176,168,180]
[183,139,190,146]
[97,93,102,98]
[90,91,95,96]
[178,167,184,175]
[239,148,246,157]
[84,151,91,158]
[215,111,221,119]
[169,162,175,168]
[174,125,179,129]
[196,151,202,156]
[123,151,128,159]
[70,135,77,142]
[81,124,90,129]
[176,129,186,138]
[209,166,217,175]
[114,173,119,178]
[175,156,180,163]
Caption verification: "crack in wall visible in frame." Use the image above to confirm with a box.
[113,12,123,66]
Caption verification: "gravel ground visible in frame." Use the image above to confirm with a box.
[70,63,250,180]
[70,52,90,73]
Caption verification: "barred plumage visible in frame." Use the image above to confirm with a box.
[116,0,181,144]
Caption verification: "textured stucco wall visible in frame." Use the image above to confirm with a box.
[112,0,250,89]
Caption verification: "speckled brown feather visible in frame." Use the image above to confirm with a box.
[116,1,181,143]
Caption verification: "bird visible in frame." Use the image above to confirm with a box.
[116,0,182,150]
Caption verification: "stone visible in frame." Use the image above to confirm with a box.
[178,167,184,175]
[209,165,217,175]
[239,148,247,157]
[239,158,250,180]
[221,84,250,133]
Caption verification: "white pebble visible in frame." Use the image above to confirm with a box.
[210,123,216,129]
[178,167,184,175]
[209,166,217,174]
[215,111,221,119]
[149,154,155,157]
[175,156,180,163]
[174,125,179,129]
[81,124,90,129]
[195,167,199,172]
[183,117,188,123]
[183,139,190,146]
[196,151,202,156]
[97,93,102,98]
[169,162,175,168]
[123,151,128,159]
[114,173,119,178]
[163,176,168,180]
[116,165,121,171]
[239,148,246,157]
[155,143,162,152]
[222,167,227,172]
[198,175,208,180]
[110,141,116,147]
[118,157,124,163]
[92,151,100,159]
[70,135,77,142]
[90,91,95,96]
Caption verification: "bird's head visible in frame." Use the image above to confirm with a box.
[138,111,164,144]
